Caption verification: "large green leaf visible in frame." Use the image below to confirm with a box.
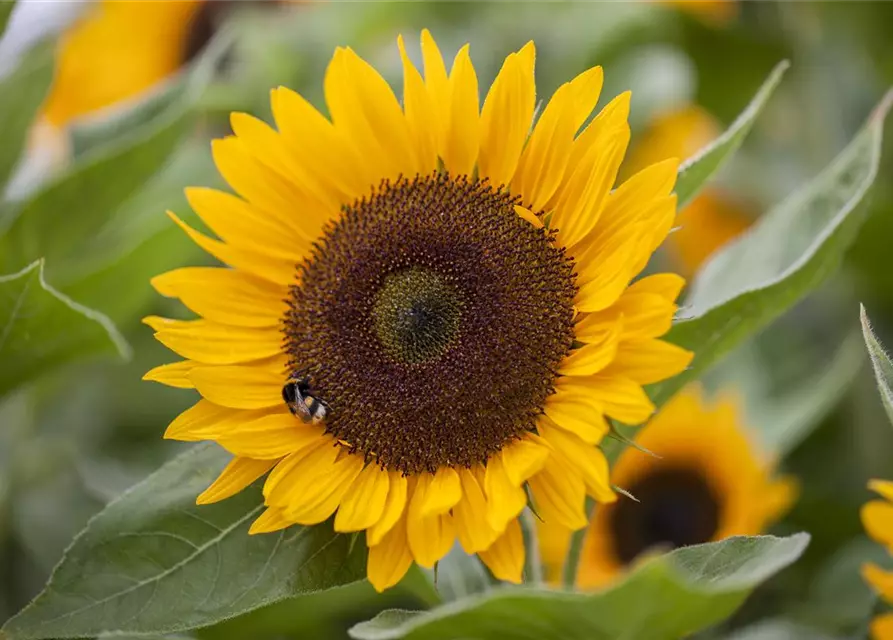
[0,260,129,398]
[647,90,893,412]
[674,60,788,208]
[860,304,893,427]
[0,41,54,192]
[349,534,809,640]
[0,443,368,640]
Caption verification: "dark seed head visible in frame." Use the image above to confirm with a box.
[609,467,721,564]
[282,172,577,474]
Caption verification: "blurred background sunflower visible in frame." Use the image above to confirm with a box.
[3,1,893,639]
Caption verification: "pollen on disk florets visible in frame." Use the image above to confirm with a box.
[283,172,578,474]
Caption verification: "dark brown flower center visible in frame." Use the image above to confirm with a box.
[609,467,721,564]
[283,173,577,474]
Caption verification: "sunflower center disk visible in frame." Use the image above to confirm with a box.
[283,173,577,474]
[372,269,463,365]
[610,468,721,564]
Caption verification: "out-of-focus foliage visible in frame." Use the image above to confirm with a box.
[1,1,893,639]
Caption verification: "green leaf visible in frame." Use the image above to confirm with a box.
[0,443,368,640]
[860,304,893,427]
[647,90,893,412]
[349,534,810,640]
[675,60,788,208]
[725,620,842,640]
[0,1,15,37]
[0,260,129,398]
[0,41,54,192]
[0,30,228,275]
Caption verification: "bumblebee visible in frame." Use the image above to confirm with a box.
[282,372,329,424]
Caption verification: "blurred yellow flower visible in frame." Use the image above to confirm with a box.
[541,385,796,587]
[662,0,738,24]
[861,480,893,639]
[145,30,692,591]
[627,105,752,277]
[42,0,205,128]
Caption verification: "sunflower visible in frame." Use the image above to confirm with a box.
[41,0,210,128]
[861,480,893,639]
[626,105,752,276]
[660,0,738,24]
[541,386,796,587]
[145,30,693,592]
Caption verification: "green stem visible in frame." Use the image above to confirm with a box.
[520,509,543,585]
[562,497,595,589]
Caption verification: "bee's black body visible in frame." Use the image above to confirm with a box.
[282,373,329,424]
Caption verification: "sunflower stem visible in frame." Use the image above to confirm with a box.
[562,497,596,589]
[520,509,543,585]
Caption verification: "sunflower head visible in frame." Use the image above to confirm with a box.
[540,386,796,588]
[146,30,693,592]
[861,480,893,639]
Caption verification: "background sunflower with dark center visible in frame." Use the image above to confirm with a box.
[540,385,797,587]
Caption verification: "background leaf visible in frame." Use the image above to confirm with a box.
[0,260,129,398]
[674,60,788,208]
[645,90,893,413]
[860,304,893,427]
[0,41,53,192]
[0,443,368,640]
[349,535,810,640]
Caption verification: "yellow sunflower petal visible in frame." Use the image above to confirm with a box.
[218,413,324,460]
[230,111,340,215]
[501,435,551,486]
[145,315,282,365]
[211,137,322,244]
[442,44,479,176]
[595,157,678,242]
[368,472,409,546]
[604,340,694,385]
[454,468,498,553]
[484,452,529,532]
[288,453,365,525]
[561,321,622,376]
[570,91,631,169]
[324,47,418,181]
[166,212,296,286]
[163,400,242,441]
[143,360,196,389]
[864,562,893,602]
[270,85,372,200]
[184,187,305,263]
[513,66,604,210]
[515,205,544,229]
[397,35,438,174]
[586,374,655,425]
[479,518,524,584]
[190,360,287,410]
[367,513,413,593]
[573,225,643,313]
[407,488,456,568]
[420,29,450,151]
[478,42,535,187]
[542,389,610,445]
[196,456,277,505]
[627,272,686,302]
[871,479,893,503]
[335,464,391,533]
[872,613,893,640]
[262,437,333,508]
[538,420,616,503]
[151,267,286,328]
[248,506,293,535]
[529,454,588,529]
[863,501,893,548]
[552,123,630,250]
[419,467,463,518]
